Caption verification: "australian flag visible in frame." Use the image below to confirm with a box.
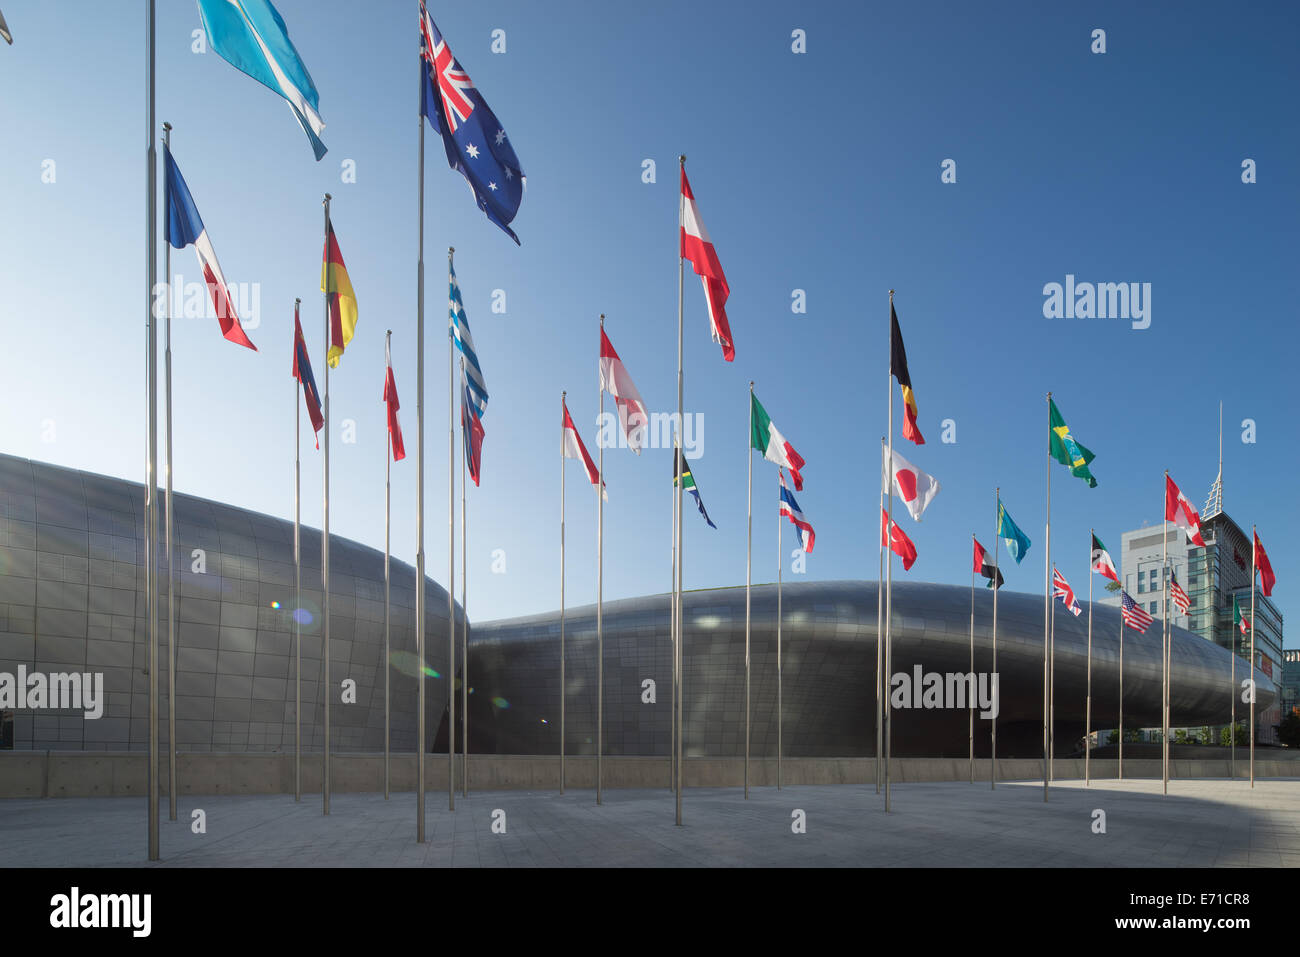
[420,3,525,244]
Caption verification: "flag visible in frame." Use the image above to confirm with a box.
[997,499,1032,565]
[449,261,487,418]
[882,443,940,521]
[973,537,1003,590]
[292,304,323,448]
[195,0,326,160]
[1165,474,1206,546]
[1121,590,1154,633]
[563,400,605,500]
[420,2,525,243]
[384,338,406,462]
[881,508,917,570]
[1170,570,1190,614]
[1048,397,1097,487]
[1233,593,1249,635]
[163,144,257,351]
[0,8,12,45]
[779,469,814,552]
[599,328,649,454]
[673,449,715,529]
[1254,532,1275,597]
[461,366,485,487]
[321,217,356,368]
[1052,566,1082,617]
[889,303,923,445]
[751,392,805,490]
[680,169,734,362]
[1091,533,1119,583]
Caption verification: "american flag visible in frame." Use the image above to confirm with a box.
[1052,566,1082,616]
[1170,570,1190,614]
[1121,590,1154,633]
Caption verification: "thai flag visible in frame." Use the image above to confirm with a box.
[779,469,815,553]
[164,145,256,350]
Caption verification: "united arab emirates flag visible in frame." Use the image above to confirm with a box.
[751,392,806,490]
[1049,397,1097,487]
[973,537,1003,589]
[1090,533,1119,582]
[1233,593,1249,635]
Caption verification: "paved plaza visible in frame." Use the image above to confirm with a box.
[3,777,1298,867]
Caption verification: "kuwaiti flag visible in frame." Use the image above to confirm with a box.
[563,399,605,500]
[384,337,406,462]
[779,469,815,552]
[291,302,323,448]
[751,391,805,490]
[1254,532,1275,597]
[1165,474,1206,547]
[1052,566,1082,617]
[449,261,487,418]
[599,328,649,454]
[196,0,327,160]
[973,537,1003,590]
[163,144,256,350]
[881,443,940,521]
[881,508,917,571]
[680,168,734,362]
[1090,532,1120,583]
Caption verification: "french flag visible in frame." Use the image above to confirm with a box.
[164,144,256,350]
[779,469,815,552]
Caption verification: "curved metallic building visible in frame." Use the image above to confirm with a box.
[468,580,1276,759]
[0,455,458,753]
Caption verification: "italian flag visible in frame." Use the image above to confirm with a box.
[751,392,805,490]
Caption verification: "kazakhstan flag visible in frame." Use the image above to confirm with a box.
[998,500,1032,564]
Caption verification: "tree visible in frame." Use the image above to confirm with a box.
[1104,580,1121,593]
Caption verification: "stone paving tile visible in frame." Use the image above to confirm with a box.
[1,777,1297,867]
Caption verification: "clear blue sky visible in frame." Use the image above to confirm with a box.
[1,1,1295,643]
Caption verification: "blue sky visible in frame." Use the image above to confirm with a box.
[1,1,1295,643]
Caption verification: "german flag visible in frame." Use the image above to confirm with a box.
[321,216,357,368]
[889,302,923,444]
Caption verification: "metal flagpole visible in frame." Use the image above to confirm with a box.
[885,292,895,813]
[675,154,686,826]
[448,247,456,812]
[597,313,605,806]
[1230,613,1236,779]
[414,89,427,843]
[1042,392,1051,803]
[1250,526,1256,787]
[1050,568,1056,782]
[1118,616,1124,780]
[384,330,393,800]
[560,393,566,794]
[145,0,160,862]
[969,534,975,783]
[322,193,332,817]
[1162,471,1169,795]
[294,298,303,803]
[162,120,177,823]
[776,470,783,791]
[992,490,999,790]
[1086,529,1093,786]
[669,443,677,791]
[745,381,753,799]
[876,472,883,795]
[461,356,469,798]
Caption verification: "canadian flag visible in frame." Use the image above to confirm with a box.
[680,168,735,362]
[1165,475,1205,546]
[881,444,940,522]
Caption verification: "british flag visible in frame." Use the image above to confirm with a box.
[1170,570,1190,614]
[419,2,525,243]
[1121,590,1154,633]
[1052,566,1082,617]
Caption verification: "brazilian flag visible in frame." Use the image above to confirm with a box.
[1049,397,1097,488]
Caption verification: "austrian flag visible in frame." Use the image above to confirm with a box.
[680,168,735,362]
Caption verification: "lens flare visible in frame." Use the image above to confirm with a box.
[270,601,281,609]
[491,696,510,710]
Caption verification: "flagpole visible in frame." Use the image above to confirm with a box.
[162,120,177,824]
[745,380,753,800]
[669,443,677,792]
[1118,615,1124,780]
[776,470,783,791]
[384,330,393,801]
[1162,470,1169,795]
[1250,525,1256,788]
[1086,529,1093,786]
[992,490,999,790]
[875,472,883,796]
[1042,391,1051,803]
[448,246,456,813]
[322,193,332,817]
[885,291,895,814]
[560,392,566,794]
[144,0,160,863]
[969,534,975,784]
[675,155,686,826]
[460,356,469,798]
[294,298,302,803]
[1051,568,1056,782]
[1230,608,1236,779]
[596,313,605,807]
[414,86,427,842]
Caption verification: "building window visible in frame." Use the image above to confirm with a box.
[1149,602,1158,614]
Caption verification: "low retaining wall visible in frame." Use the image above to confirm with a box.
[1,752,1294,798]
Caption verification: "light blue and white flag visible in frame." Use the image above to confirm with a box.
[196,0,327,160]
[449,261,487,417]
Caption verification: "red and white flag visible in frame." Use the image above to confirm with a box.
[599,328,649,454]
[881,443,940,522]
[1254,532,1275,597]
[384,337,406,462]
[880,508,917,571]
[563,399,606,500]
[1165,474,1205,546]
[680,168,734,362]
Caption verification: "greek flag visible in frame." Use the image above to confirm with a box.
[449,261,487,417]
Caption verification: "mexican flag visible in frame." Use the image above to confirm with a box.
[1233,594,1249,635]
[751,391,805,490]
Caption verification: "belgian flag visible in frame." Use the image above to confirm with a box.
[321,216,357,368]
[889,303,923,444]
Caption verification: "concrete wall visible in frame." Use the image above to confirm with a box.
[2,751,1294,799]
